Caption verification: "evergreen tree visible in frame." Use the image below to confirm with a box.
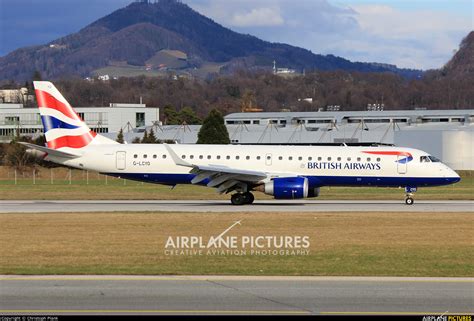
[163,106,180,125]
[197,109,230,144]
[179,107,202,125]
[116,128,124,144]
[148,127,157,143]
[131,137,141,144]
[141,130,149,143]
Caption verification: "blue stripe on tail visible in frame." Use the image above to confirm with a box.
[41,115,81,132]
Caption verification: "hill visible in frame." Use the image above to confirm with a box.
[442,31,474,78]
[0,0,420,81]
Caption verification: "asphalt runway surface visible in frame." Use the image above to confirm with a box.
[0,276,472,315]
[0,200,472,213]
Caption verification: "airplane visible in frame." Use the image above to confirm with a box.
[22,81,461,206]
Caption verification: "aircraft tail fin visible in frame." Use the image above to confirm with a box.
[33,81,118,151]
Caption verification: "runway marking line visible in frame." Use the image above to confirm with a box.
[0,310,309,315]
[1,277,473,283]
[321,312,474,315]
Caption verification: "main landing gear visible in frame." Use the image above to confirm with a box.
[231,192,255,205]
[404,186,417,205]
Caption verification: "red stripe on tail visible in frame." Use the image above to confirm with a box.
[36,89,81,121]
[47,131,97,149]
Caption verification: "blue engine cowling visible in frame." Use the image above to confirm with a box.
[264,177,309,199]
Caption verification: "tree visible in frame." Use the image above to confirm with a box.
[179,107,202,125]
[196,109,230,144]
[3,137,33,169]
[32,70,42,81]
[147,128,157,144]
[141,130,149,144]
[163,106,180,125]
[116,128,124,144]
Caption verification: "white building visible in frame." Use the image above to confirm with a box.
[0,103,159,142]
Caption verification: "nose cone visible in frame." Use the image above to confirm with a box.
[448,170,461,184]
[453,171,461,183]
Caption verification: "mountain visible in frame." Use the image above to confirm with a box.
[0,0,421,81]
[442,31,474,78]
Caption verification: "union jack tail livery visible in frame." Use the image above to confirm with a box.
[34,81,117,151]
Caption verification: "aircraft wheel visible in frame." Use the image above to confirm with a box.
[405,197,414,205]
[231,193,245,206]
[242,192,255,204]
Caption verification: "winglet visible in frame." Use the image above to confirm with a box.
[163,144,193,167]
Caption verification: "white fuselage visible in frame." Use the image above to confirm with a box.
[50,144,460,189]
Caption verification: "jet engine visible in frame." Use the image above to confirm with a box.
[257,177,309,199]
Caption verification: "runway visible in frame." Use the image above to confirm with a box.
[0,200,472,213]
[0,276,471,315]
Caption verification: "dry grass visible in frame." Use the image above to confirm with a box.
[0,211,471,276]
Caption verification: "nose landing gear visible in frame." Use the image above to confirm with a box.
[404,187,417,205]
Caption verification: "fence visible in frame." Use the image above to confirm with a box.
[0,166,144,186]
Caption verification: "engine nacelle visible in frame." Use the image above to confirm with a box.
[25,148,47,159]
[262,177,309,199]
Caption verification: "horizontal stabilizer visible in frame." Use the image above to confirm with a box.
[19,142,81,159]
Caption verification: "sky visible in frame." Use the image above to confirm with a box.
[0,0,472,70]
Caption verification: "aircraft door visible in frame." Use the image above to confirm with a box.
[265,153,272,166]
[397,155,407,174]
[116,151,126,170]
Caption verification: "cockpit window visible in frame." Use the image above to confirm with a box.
[420,156,431,163]
[428,156,441,162]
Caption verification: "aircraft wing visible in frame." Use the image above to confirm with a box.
[164,144,268,194]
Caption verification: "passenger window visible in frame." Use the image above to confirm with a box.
[236,156,240,160]
[181,155,185,159]
[257,156,261,160]
[207,155,211,160]
[162,155,167,159]
[298,157,302,161]
[267,156,271,160]
[134,154,138,159]
[376,158,381,162]
[289,157,293,161]
[199,155,203,159]
[226,156,230,160]
[347,157,351,161]
[190,155,194,159]
[367,157,371,162]
[153,155,157,159]
[337,157,341,161]
[308,157,312,161]
[357,157,361,161]
[279,156,283,160]
[318,157,322,161]
[327,157,331,161]
[144,155,148,159]
[246,156,250,160]
[217,156,221,160]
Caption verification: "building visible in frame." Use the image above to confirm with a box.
[142,109,473,170]
[0,88,34,104]
[0,103,160,142]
